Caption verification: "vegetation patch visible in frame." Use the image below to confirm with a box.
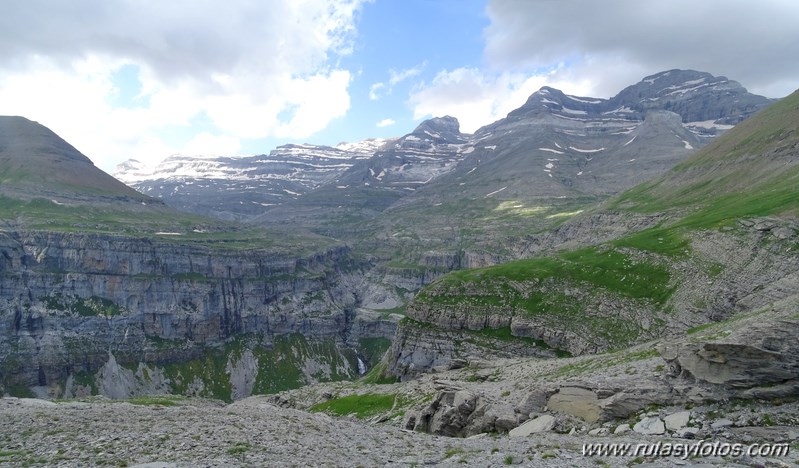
[613,227,690,258]
[44,293,124,317]
[463,326,571,358]
[410,246,673,348]
[309,393,396,419]
[226,442,252,456]
[359,362,397,385]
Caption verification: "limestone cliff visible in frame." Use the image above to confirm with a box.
[0,230,396,400]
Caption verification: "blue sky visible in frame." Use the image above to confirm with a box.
[1,0,798,172]
[310,0,488,146]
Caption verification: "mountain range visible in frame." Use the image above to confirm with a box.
[115,70,771,224]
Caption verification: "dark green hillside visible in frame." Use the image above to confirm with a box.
[0,116,146,199]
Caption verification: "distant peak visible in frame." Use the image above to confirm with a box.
[537,86,562,94]
[412,115,462,136]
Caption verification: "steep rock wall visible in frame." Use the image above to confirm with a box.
[0,230,396,398]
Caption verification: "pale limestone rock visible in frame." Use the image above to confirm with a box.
[614,423,631,434]
[664,410,691,431]
[508,415,556,437]
[633,416,665,435]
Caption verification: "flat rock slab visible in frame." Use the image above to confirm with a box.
[509,414,556,437]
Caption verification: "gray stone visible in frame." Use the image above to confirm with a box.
[508,415,556,437]
[515,390,548,416]
[675,427,699,439]
[738,219,755,228]
[754,220,777,231]
[664,411,691,431]
[633,416,665,435]
[614,423,631,434]
[711,418,734,429]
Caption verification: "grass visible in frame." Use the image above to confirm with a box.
[410,245,673,348]
[359,362,397,385]
[422,246,673,309]
[465,326,571,358]
[226,442,252,456]
[613,226,691,258]
[445,447,466,459]
[309,393,396,419]
[0,195,335,255]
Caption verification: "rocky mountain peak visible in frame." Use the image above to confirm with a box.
[612,69,771,124]
[413,115,460,133]
[408,116,465,144]
[507,86,609,120]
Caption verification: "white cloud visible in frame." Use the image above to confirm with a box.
[0,0,364,170]
[483,0,799,99]
[409,66,594,133]
[183,133,242,157]
[369,62,426,100]
[388,63,425,86]
[376,118,395,128]
[369,82,386,101]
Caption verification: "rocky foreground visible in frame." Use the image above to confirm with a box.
[0,394,796,467]
[2,297,798,467]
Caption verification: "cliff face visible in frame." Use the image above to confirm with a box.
[0,230,396,400]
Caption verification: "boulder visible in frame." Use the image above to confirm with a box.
[633,416,665,435]
[658,318,799,389]
[416,389,479,436]
[509,414,556,437]
[614,424,631,434]
[664,411,691,431]
[492,405,520,432]
[514,390,548,416]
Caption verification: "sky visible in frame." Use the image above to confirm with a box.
[1,0,798,172]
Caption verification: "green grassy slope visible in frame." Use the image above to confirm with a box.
[0,116,146,199]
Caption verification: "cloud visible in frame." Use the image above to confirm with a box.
[409,66,594,133]
[0,0,364,170]
[376,118,395,128]
[369,62,426,100]
[183,133,242,157]
[409,0,799,134]
[483,0,799,98]
[369,82,386,101]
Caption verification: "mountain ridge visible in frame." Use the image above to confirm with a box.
[115,69,773,227]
